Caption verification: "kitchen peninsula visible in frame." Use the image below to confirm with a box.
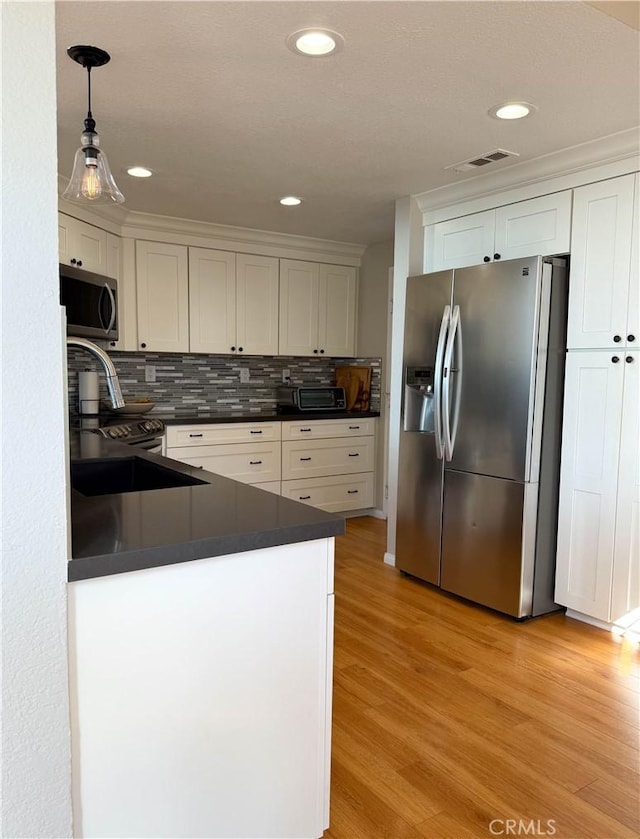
[68,428,342,839]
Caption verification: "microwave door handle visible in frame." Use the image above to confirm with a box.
[105,283,116,334]
[433,305,450,461]
[98,284,108,331]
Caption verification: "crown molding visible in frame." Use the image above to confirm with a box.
[56,173,366,265]
[416,128,640,221]
[120,210,367,265]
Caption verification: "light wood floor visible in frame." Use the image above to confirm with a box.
[326,517,639,839]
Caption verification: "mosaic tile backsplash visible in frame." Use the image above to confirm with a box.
[68,351,382,416]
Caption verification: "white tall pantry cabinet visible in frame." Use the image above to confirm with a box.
[555,173,639,625]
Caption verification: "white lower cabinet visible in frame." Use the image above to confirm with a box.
[282,419,376,513]
[166,422,281,491]
[166,418,377,513]
[555,350,639,624]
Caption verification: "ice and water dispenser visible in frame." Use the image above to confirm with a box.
[403,366,435,432]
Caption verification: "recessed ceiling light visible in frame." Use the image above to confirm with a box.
[286,28,344,57]
[280,196,302,206]
[489,102,537,120]
[126,166,153,178]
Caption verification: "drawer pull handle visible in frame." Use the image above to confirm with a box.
[348,453,359,457]
[347,489,359,494]
[300,457,312,461]
[249,460,263,465]
[189,433,204,438]
[300,428,311,432]
[250,430,263,434]
[348,425,360,430]
[299,495,311,500]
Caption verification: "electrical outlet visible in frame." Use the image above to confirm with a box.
[145,365,156,383]
[240,368,250,384]
[282,368,291,384]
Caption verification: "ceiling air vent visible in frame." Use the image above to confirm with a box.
[445,148,519,173]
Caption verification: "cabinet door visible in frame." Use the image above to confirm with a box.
[136,241,189,353]
[318,265,356,357]
[109,238,138,352]
[189,247,236,354]
[59,213,108,274]
[625,173,639,348]
[236,254,279,356]
[425,210,495,272]
[611,351,639,623]
[494,191,571,261]
[567,175,635,350]
[279,260,319,356]
[555,351,624,621]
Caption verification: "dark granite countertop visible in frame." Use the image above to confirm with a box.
[151,410,380,425]
[68,431,345,583]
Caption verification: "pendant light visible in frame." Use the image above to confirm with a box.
[62,45,124,205]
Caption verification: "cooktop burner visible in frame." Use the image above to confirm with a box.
[75,415,165,442]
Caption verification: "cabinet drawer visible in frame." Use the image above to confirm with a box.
[282,473,374,512]
[168,442,281,484]
[282,437,374,480]
[282,418,375,440]
[167,422,281,447]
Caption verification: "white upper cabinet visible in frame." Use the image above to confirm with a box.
[425,210,495,272]
[279,259,356,357]
[189,249,279,355]
[235,254,279,356]
[567,174,637,350]
[189,248,237,354]
[318,264,357,358]
[136,241,189,353]
[58,213,109,276]
[425,191,571,272]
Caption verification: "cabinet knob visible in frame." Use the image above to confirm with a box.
[626,356,634,363]
[140,342,147,349]
[483,256,490,263]
[238,347,243,352]
[320,349,325,354]
[613,335,622,343]
[110,341,116,347]
[628,334,636,342]
[70,258,77,264]
[77,260,83,267]
[313,349,318,354]
[612,355,620,363]
[231,346,236,352]
[493,253,501,260]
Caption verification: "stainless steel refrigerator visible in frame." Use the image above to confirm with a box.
[397,256,568,618]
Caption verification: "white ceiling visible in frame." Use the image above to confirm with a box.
[55,1,640,245]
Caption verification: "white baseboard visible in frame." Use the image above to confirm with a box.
[343,508,387,520]
[565,609,612,632]
[383,552,396,566]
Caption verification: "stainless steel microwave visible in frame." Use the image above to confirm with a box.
[276,386,346,412]
[59,264,118,341]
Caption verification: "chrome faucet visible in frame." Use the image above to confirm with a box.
[66,336,125,408]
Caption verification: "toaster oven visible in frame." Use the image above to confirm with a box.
[276,386,346,412]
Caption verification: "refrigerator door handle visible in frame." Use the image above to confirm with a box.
[442,305,462,461]
[433,305,450,460]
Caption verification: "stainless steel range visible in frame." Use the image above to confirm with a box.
[77,416,166,453]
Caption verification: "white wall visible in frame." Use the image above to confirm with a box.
[357,239,394,512]
[385,197,424,564]
[1,4,73,837]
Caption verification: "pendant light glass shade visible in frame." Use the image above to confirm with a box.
[63,132,125,204]
[62,45,125,205]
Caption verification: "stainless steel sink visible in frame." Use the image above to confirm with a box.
[71,456,207,497]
